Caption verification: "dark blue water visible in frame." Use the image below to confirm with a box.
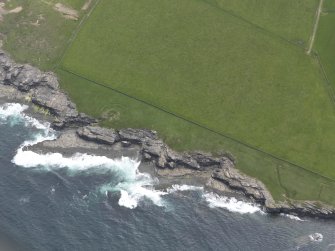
[1,102,335,251]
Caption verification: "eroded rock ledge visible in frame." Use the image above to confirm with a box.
[0,49,334,219]
[0,50,95,128]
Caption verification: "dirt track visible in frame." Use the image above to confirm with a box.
[307,0,324,54]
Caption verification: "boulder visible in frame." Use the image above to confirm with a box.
[119,128,158,143]
[77,126,120,145]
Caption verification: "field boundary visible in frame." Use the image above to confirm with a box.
[199,0,308,51]
[53,0,102,70]
[58,66,335,184]
[315,53,335,110]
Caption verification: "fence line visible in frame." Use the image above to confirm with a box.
[53,0,102,70]
[199,0,307,51]
[315,53,335,110]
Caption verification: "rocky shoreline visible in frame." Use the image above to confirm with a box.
[1,49,335,219]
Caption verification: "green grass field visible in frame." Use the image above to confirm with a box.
[61,0,335,173]
[315,3,335,93]
[2,0,335,205]
[208,0,319,46]
[57,0,335,203]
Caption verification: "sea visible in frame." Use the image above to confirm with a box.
[0,102,335,251]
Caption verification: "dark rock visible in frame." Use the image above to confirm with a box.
[143,152,152,160]
[119,128,158,143]
[166,161,176,169]
[165,148,182,162]
[212,167,273,204]
[77,126,120,145]
[176,154,200,170]
[0,50,95,128]
[189,152,221,167]
[31,86,77,117]
[51,113,95,129]
[265,200,335,219]
[142,140,165,157]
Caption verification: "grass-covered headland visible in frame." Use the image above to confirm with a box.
[2,0,335,205]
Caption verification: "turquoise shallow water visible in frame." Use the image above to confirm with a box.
[0,102,335,251]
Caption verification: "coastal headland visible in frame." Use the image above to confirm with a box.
[1,50,335,219]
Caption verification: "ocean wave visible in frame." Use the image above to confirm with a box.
[167,184,204,193]
[3,102,166,210]
[14,149,167,209]
[0,103,27,119]
[0,102,52,130]
[100,165,168,209]
[203,192,263,214]
[309,233,323,242]
[0,103,28,126]
[280,213,305,222]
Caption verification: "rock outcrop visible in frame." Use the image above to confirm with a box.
[77,126,120,145]
[0,50,95,128]
[266,201,335,219]
[212,167,274,205]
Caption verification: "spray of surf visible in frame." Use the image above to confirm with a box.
[1,103,166,209]
[166,184,263,214]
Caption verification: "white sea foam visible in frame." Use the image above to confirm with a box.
[0,103,28,119]
[14,149,167,209]
[0,103,52,131]
[101,164,168,209]
[203,192,263,214]
[0,103,29,127]
[280,213,305,222]
[2,102,167,210]
[167,184,204,193]
[309,233,323,242]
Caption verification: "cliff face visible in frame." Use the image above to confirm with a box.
[1,49,335,219]
[0,50,95,128]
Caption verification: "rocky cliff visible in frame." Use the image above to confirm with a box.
[0,49,334,219]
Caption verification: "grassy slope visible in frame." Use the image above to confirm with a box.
[61,0,335,179]
[0,0,89,70]
[208,0,319,46]
[323,0,335,10]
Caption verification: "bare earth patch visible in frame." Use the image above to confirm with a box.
[54,3,79,20]
[81,0,93,11]
[0,3,23,21]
